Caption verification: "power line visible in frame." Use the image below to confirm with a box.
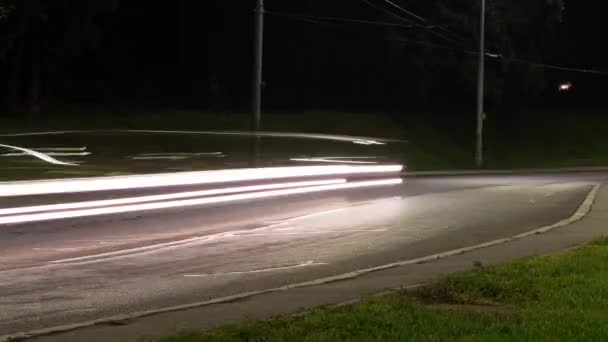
[267,10,464,50]
[266,11,414,29]
[390,37,608,76]
[382,0,426,22]
[358,0,467,45]
[379,0,471,43]
[492,55,608,76]
[359,0,416,25]
[267,9,608,76]
[266,9,462,45]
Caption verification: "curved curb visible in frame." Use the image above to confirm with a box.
[0,183,601,342]
[407,167,608,178]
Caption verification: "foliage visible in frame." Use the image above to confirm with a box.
[0,0,575,112]
[0,0,120,110]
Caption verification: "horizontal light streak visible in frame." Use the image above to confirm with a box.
[291,158,377,165]
[291,158,378,165]
[0,179,347,216]
[353,140,385,145]
[34,147,87,151]
[130,156,188,161]
[0,165,403,197]
[0,130,400,144]
[0,178,403,225]
[138,152,223,156]
[130,152,225,160]
[2,152,91,157]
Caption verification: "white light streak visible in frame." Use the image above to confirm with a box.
[36,147,88,152]
[0,144,77,166]
[0,178,403,225]
[138,152,223,156]
[0,179,347,216]
[0,130,401,144]
[2,152,91,157]
[130,152,225,160]
[130,156,189,161]
[353,140,385,145]
[0,165,403,197]
[291,158,378,165]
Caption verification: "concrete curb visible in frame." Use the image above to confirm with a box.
[1,183,601,342]
[406,167,608,178]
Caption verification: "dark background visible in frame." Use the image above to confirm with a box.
[0,0,606,115]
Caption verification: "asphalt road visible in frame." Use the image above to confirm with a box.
[1,172,607,336]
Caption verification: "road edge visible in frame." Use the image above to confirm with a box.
[0,183,602,342]
[407,166,608,177]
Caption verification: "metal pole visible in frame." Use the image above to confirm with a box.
[475,0,486,167]
[252,0,264,132]
[250,0,264,166]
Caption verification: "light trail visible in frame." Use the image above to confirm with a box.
[0,179,347,216]
[0,130,402,144]
[137,152,223,156]
[130,156,189,161]
[0,144,77,166]
[2,152,91,157]
[291,157,378,164]
[0,178,403,225]
[0,165,403,197]
[291,158,378,164]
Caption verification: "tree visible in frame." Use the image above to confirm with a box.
[426,0,566,106]
[0,0,119,113]
[0,1,15,20]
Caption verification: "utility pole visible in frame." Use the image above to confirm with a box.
[475,0,486,167]
[250,0,264,166]
[252,0,264,133]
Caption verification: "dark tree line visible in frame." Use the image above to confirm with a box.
[1,0,596,116]
[0,0,119,113]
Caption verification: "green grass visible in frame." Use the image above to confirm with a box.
[2,109,608,171]
[157,238,608,341]
[0,110,473,173]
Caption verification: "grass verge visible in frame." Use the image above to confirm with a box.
[158,237,608,341]
[2,109,608,171]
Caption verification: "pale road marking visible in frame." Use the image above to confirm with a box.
[48,228,388,267]
[184,261,328,278]
[0,183,600,342]
[0,203,381,274]
[48,206,392,267]
[33,248,92,252]
[19,203,374,267]
[259,229,390,234]
[53,230,386,259]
